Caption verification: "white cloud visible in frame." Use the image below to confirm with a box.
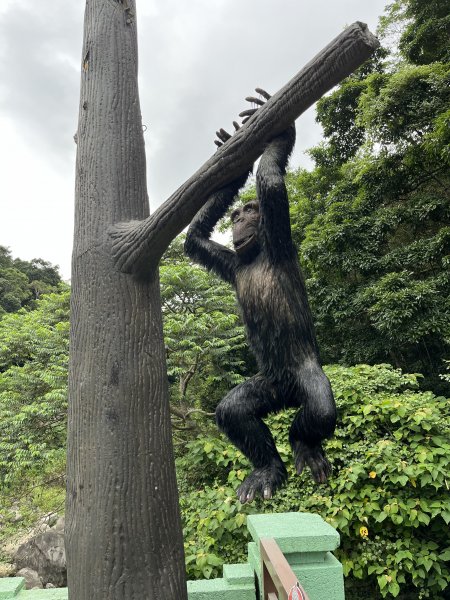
[0,117,75,275]
[0,0,387,279]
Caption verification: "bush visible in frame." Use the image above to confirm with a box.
[178,364,450,598]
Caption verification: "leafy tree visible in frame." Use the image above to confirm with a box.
[0,246,61,315]
[13,257,62,300]
[0,287,69,486]
[379,0,450,65]
[287,7,449,391]
[0,267,30,316]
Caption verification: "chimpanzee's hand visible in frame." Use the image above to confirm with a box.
[214,121,241,149]
[239,88,271,124]
[241,87,295,152]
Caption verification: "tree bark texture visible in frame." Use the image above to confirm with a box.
[66,2,186,599]
[67,2,379,598]
[109,21,379,275]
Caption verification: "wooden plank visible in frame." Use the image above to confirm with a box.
[260,538,310,600]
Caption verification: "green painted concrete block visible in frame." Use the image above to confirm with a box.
[292,552,344,600]
[248,513,345,600]
[247,542,260,580]
[0,578,24,599]
[286,551,327,564]
[20,590,68,599]
[187,577,255,600]
[247,512,340,554]
[222,563,254,585]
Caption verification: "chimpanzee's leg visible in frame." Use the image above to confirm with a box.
[215,374,287,503]
[288,363,336,483]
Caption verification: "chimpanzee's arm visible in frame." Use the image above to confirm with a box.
[239,89,296,261]
[256,124,296,261]
[184,172,250,286]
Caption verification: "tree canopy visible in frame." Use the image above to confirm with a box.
[0,246,61,317]
[286,1,449,392]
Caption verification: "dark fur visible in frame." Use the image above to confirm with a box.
[185,124,336,502]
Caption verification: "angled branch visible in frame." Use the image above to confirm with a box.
[109,21,379,275]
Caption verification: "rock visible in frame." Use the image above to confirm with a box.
[16,567,43,589]
[0,563,15,577]
[15,530,66,587]
[53,516,65,533]
[3,522,51,559]
[38,512,58,528]
[46,583,56,589]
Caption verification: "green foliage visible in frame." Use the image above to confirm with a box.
[358,63,450,148]
[161,237,249,417]
[0,246,62,316]
[0,267,29,315]
[0,288,68,559]
[178,364,450,598]
[379,0,450,65]
[177,436,259,579]
[0,288,69,486]
[13,257,62,301]
[288,27,450,392]
[311,48,389,168]
[181,484,256,579]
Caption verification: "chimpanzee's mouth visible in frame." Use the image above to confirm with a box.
[233,233,256,252]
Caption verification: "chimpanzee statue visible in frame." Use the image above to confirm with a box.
[184,89,336,503]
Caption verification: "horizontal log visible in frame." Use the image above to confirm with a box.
[109,21,379,274]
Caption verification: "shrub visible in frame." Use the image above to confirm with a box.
[178,364,450,598]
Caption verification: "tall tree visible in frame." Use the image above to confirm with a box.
[0,246,61,315]
[67,3,378,598]
[288,2,449,391]
[379,0,450,65]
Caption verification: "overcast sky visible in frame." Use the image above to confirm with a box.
[0,0,387,279]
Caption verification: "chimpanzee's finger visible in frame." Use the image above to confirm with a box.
[216,128,231,143]
[239,108,257,118]
[263,487,272,500]
[214,140,222,147]
[255,87,271,99]
[246,489,255,503]
[233,121,240,131]
[245,96,265,106]
[296,455,305,475]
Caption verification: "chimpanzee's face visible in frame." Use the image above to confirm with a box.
[231,200,260,255]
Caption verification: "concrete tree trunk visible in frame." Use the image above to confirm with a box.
[66,2,186,599]
[66,2,378,598]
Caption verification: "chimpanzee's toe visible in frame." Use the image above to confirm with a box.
[237,462,287,504]
[293,441,332,483]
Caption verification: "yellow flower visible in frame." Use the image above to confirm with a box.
[369,471,377,479]
[359,526,369,538]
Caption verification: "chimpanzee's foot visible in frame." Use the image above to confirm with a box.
[237,461,287,504]
[292,441,331,484]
